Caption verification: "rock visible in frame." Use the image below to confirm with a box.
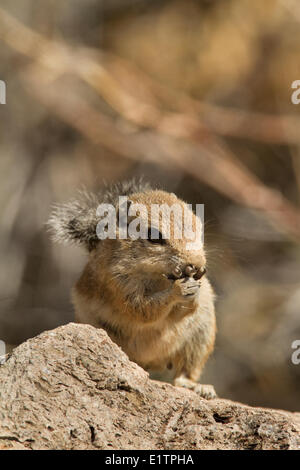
[0,323,299,450]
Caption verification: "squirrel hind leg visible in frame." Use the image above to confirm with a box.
[174,375,217,400]
[172,342,217,399]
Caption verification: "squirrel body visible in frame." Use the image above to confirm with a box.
[48,180,217,398]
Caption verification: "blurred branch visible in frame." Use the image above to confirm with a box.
[101,54,300,146]
[1,6,300,240]
[0,6,299,146]
[280,0,300,23]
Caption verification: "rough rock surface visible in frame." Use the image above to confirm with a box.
[0,323,299,450]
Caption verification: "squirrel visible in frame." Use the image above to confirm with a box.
[48,179,217,399]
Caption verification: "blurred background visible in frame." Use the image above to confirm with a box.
[0,0,300,411]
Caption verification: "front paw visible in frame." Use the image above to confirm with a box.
[173,277,200,302]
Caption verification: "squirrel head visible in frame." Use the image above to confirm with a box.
[110,189,206,280]
[47,183,206,281]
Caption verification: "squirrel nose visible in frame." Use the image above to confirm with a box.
[184,264,197,277]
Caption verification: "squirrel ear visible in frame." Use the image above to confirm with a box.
[47,194,100,252]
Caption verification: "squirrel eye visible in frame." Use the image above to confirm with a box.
[147,228,166,245]
[194,267,206,280]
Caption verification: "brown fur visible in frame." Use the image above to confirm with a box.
[49,181,217,399]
